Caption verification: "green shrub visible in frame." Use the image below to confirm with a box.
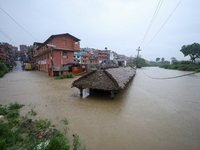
[195,68,200,72]
[0,105,8,115]
[8,102,24,110]
[6,110,19,119]
[0,71,5,77]
[54,73,74,79]
[65,73,74,78]
[35,118,51,128]
[45,132,70,150]
[54,76,60,79]
[0,123,23,149]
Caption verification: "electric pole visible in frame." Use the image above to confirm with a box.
[136,47,141,68]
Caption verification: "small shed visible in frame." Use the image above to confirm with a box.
[72,66,136,99]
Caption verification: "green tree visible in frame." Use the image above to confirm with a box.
[180,43,200,63]
[161,57,165,63]
[156,57,160,62]
[171,57,177,64]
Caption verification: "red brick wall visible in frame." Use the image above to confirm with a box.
[35,34,80,72]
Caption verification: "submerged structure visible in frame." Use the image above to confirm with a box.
[72,66,136,99]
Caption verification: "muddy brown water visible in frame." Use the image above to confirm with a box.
[0,61,200,150]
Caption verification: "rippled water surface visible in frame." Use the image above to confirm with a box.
[0,61,200,150]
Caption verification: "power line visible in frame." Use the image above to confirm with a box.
[143,0,182,49]
[140,0,163,46]
[0,6,38,41]
[0,28,17,46]
[143,70,199,80]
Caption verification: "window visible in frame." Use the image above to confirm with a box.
[44,54,46,59]
[47,53,49,59]
[48,64,50,68]
[62,40,67,46]
[63,51,68,59]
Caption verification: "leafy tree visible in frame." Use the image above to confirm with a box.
[156,57,160,62]
[171,57,177,64]
[133,57,149,68]
[180,43,200,63]
[161,57,165,63]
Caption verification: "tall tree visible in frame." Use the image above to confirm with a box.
[180,43,200,63]
[156,57,160,62]
[161,57,165,63]
[171,57,177,64]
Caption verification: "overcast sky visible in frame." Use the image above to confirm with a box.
[0,0,199,61]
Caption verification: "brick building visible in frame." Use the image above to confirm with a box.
[0,43,17,64]
[33,33,80,76]
[89,53,98,64]
[81,50,90,64]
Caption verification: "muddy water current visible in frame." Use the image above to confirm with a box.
[0,61,200,150]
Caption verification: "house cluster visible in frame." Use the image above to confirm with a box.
[0,42,18,65]
[0,33,134,76]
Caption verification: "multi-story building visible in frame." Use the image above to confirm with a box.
[33,33,80,76]
[81,50,90,64]
[89,53,98,64]
[0,42,17,64]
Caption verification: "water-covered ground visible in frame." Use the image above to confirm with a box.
[0,61,200,150]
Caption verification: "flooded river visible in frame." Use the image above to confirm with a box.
[0,61,200,150]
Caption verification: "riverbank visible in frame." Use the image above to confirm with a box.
[159,61,200,72]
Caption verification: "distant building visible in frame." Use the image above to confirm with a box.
[0,42,17,64]
[81,50,90,64]
[89,53,98,64]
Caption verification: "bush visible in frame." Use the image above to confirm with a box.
[8,102,24,110]
[54,73,74,79]
[0,105,8,115]
[0,71,5,77]
[0,62,9,77]
[6,110,19,119]
[65,73,74,78]
[195,68,200,72]
[45,132,70,150]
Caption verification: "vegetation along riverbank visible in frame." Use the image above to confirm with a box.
[0,102,88,150]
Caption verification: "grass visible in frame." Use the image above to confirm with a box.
[0,105,8,116]
[0,102,88,150]
[61,118,68,125]
[8,102,24,110]
[35,118,51,128]
[6,110,19,119]
[30,109,37,116]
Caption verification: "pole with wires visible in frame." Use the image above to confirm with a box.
[136,47,141,68]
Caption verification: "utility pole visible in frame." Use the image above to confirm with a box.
[136,47,141,68]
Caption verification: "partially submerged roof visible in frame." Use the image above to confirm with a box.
[72,66,136,91]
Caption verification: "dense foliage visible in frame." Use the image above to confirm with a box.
[0,62,9,78]
[180,43,200,63]
[130,57,149,68]
[160,60,200,72]
[54,73,74,79]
